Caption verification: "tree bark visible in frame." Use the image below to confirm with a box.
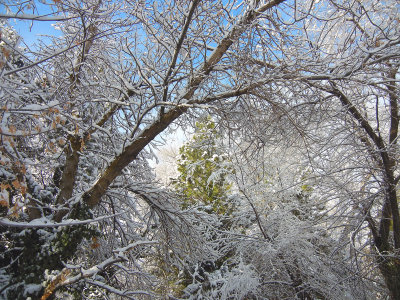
[329,84,400,299]
[51,0,286,221]
[379,258,400,300]
[54,136,81,222]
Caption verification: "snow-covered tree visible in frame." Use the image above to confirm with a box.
[0,0,399,299]
[174,117,233,215]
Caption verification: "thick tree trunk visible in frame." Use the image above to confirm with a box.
[330,82,400,299]
[374,190,400,300]
[379,258,400,300]
[53,136,81,222]
[52,0,286,221]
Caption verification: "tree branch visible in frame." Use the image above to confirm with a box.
[0,13,71,21]
[70,0,286,216]
[329,83,400,250]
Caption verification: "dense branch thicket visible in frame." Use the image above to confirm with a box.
[0,0,399,299]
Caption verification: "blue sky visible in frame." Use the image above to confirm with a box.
[9,19,60,47]
[1,2,61,48]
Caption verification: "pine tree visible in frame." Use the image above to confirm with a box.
[171,117,239,298]
[174,117,233,216]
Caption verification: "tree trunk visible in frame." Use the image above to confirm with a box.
[379,257,400,300]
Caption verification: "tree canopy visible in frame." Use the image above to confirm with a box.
[0,0,399,299]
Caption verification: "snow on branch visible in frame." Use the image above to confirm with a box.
[0,13,71,21]
[0,212,125,229]
[85,279,154,299]
[60,240,158,286]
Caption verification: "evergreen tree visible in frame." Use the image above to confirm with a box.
[171,117,239,298]
[174,117,233,216]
